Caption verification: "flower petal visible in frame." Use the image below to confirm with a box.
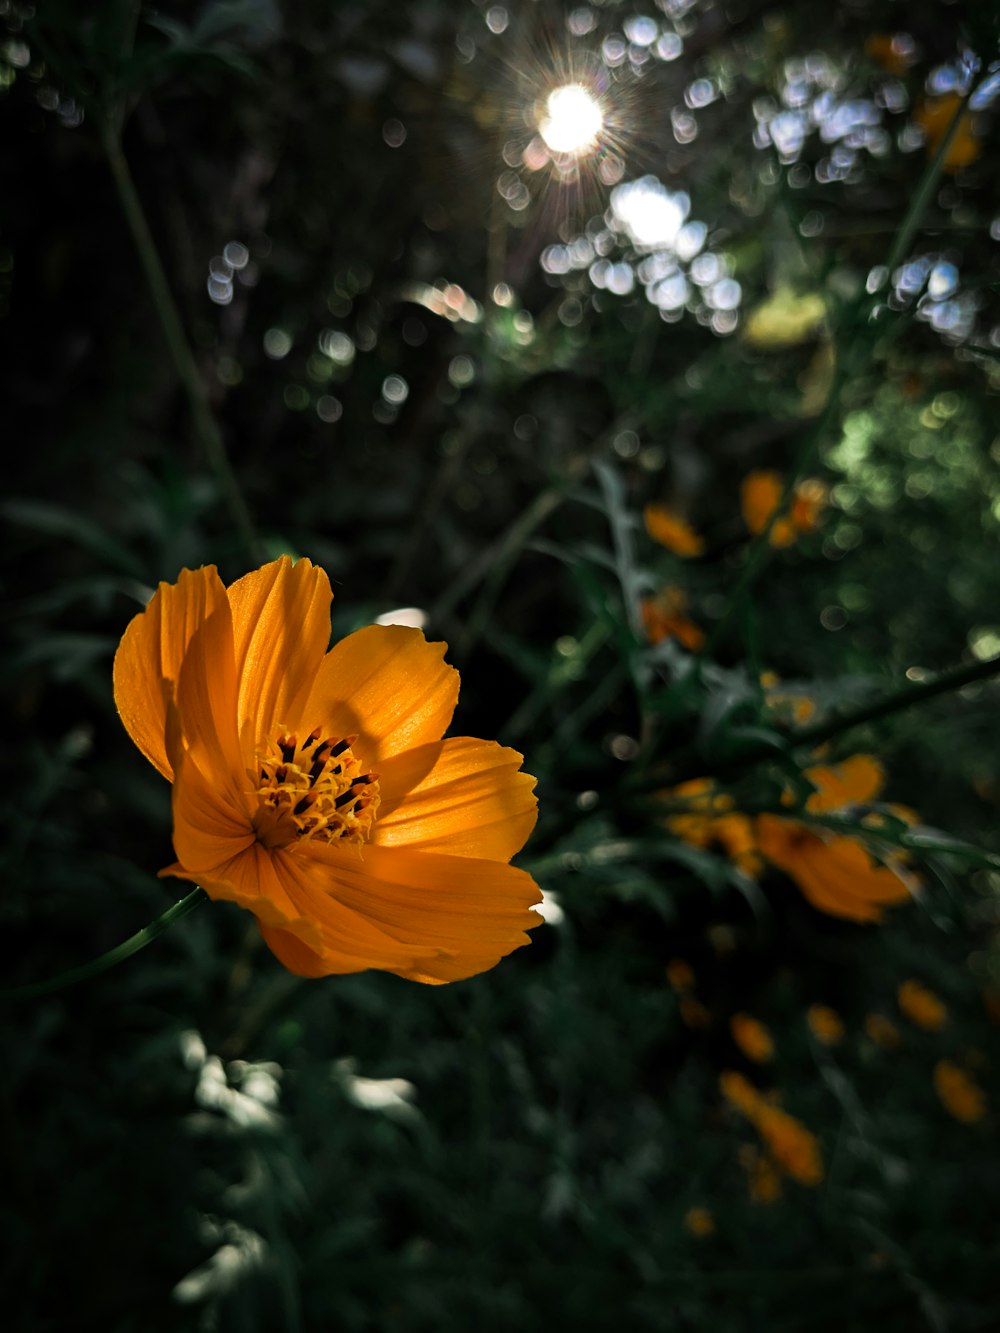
[171,600,244,790]
[373,738,537,861]
[113,566,229,780]
[300,841,542,983]
[804,755,885,813]
[258,848,450,976]
[815,836,912,906]
[757,816,909,922]
[643,504,704,558]
[301,625,459,765]
[164,837,446,976]
[166,715,255,875]
[226,556,333,759]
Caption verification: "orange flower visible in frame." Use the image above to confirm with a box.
[756,818,910,922]
[914,94,982,173]
[739,1145,782,1204]
[864,1013,902,1050]
[665,779,763,877]
[644,503,705,557]
[114,558,541,982]
[754,755,912,923]
[665,957,696,992]
[679,994,712,1029]
[720,1070,763,1117]
[807,1004,844,1046]
[763,677,817,727]
[683,1206,715,1237]
[933,1059,986,1124]
[898,979,948,1031]
[740,470,825,548]
[640,586,704,651]
[723,1071,823,1187]
[754,1103,824,1186]
[667,754,913,922]
[731,1013,775,1063]
[803,755,884,812]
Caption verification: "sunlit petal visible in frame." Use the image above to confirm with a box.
[303,625,459,765]
[113,566,229,780]
[164,842,324,951]
[226,556,333,759]
[373,737,538,860]
[258,847,450,975]
[301,841,541,982]
[172,602,244,788]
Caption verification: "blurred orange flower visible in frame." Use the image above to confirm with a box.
[666,958,696,992]
[640,586,705,651]
[756,819,911,922]
[898,979,948,1031]
[933,1059,986,1123]
[664,778,763,877]
[666,756,914,922]
[763,675,817,726]
[683,1206,715,1237]
[914,94,982,173]
[740,470,826,547]
[807,1004,844,1046]
[644,503,705,557]
[755,755,912,922]
[722,1071,823,1187]
[731,1013,775,1063]
[864,1013,902,1050]
[114,557,541,983]
[679,994,713,1029]
[740,1144,783,1203]
[754,1102,824,1186]
[803,754,885,811]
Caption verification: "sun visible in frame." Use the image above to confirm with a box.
[538,83,605,156]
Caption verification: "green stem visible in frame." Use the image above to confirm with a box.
[794,653,1000,751]
[0,888,208,1001]
[99,120,261,563]
[650,654,1000,791]
[881,89,972,279]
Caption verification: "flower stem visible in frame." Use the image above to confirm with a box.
[639,654,1000,794]
[793,653,1000,752]
[99,119,261,563]
[0,887,208,1001]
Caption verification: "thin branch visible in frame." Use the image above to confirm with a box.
[100,119,261,563]
[0,887,208,1001]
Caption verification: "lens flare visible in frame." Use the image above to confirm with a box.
[539,83,604,155]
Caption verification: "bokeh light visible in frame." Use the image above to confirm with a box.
[538,83,604,155]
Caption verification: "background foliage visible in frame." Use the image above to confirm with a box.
[3,1,1000,1329]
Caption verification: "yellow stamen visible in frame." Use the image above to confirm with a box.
[253,727,380,850]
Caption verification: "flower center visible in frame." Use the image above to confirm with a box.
[252,727,380,851]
